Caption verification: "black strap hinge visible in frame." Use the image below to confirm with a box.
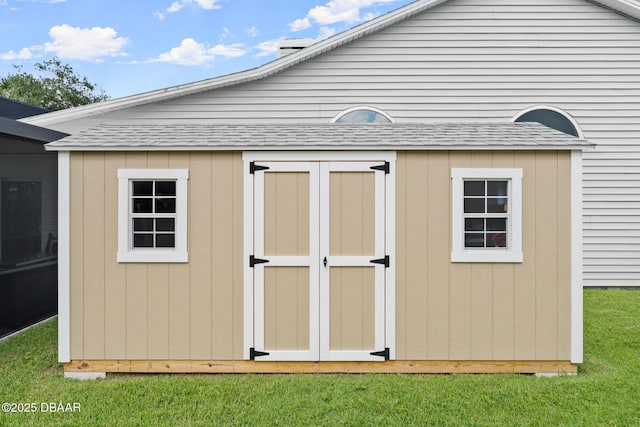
[250,347,270,360]
[250,255,269,267]
[250,162,270,174]
[370,161,389,174]
[370,255,389,268]
[370,348,390,360]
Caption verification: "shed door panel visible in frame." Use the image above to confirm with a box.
[329,267,375,351]
[253,163,319,361]
[264,172,310,256]
[320,163,386,361]
[251,161,388,362]
[264,267,310,351]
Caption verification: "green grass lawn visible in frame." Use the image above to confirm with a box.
[0,289,638,426]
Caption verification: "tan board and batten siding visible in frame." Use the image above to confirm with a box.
[49,0,637,287]
[70,151,244,360]
[69,150,571,363]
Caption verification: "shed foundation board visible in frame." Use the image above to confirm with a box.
[64,360,577,374]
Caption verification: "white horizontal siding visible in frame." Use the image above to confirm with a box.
[67,0,640,286]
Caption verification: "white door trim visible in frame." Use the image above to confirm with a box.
[243,152,396,362]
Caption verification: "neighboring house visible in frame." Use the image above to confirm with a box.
[0,98,67,338]
[21,0,640,376]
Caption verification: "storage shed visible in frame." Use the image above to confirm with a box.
[47,122,588,377]
[26,0,639,376]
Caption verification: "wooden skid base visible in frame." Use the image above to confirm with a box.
[64,360,577,375]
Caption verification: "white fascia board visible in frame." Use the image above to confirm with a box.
[243,151,396,162]
[46,145,592,152]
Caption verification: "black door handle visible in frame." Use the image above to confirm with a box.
[323,256,327,267]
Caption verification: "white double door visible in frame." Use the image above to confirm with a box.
[251,161,389,361]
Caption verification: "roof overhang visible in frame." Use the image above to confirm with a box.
[0,116,68,143]
[45,122,593,152]
[590,0,640,21]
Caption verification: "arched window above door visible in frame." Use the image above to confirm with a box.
[332,106,394,124]
[512,105,583,138]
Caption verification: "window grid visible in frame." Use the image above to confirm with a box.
[462,179,510,250]
[130,180,177,249]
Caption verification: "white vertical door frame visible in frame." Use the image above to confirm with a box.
[252,162,320,361]
[385,159,396,360]
[319,161,387,362]
[243,159,254,360]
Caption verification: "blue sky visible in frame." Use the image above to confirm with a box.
[0,0,414,99]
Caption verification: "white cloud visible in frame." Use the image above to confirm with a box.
[154,38,246,66]
[308,4,359,25]
[209,44,246,57]
[158,0,220,20]
[246,26,259,38]
[163,0,221,16]
[317,26,336,40]
[254,40,279,57]
[219,27,230,42]
[298,0,398,26]
[166,1,184,13]
[289,17,311,32]
[1,25,127,62]
[0,47,37,60]
[43,24,128,61]
[193,0,219,9]
[153,10,166,21]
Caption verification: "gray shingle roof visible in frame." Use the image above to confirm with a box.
[45,122,591,151]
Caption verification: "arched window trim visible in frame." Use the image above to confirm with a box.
[331,106,395,123]
[511,105,584,139]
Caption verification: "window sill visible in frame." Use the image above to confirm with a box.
[117,251,188,263]
[451,251,523,263]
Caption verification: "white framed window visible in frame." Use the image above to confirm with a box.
[117,169,188,263]
[331,106,394,124]
[451,168,522,263]
[512,105,583,138]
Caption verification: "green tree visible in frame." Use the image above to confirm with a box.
[0,58,109,110]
